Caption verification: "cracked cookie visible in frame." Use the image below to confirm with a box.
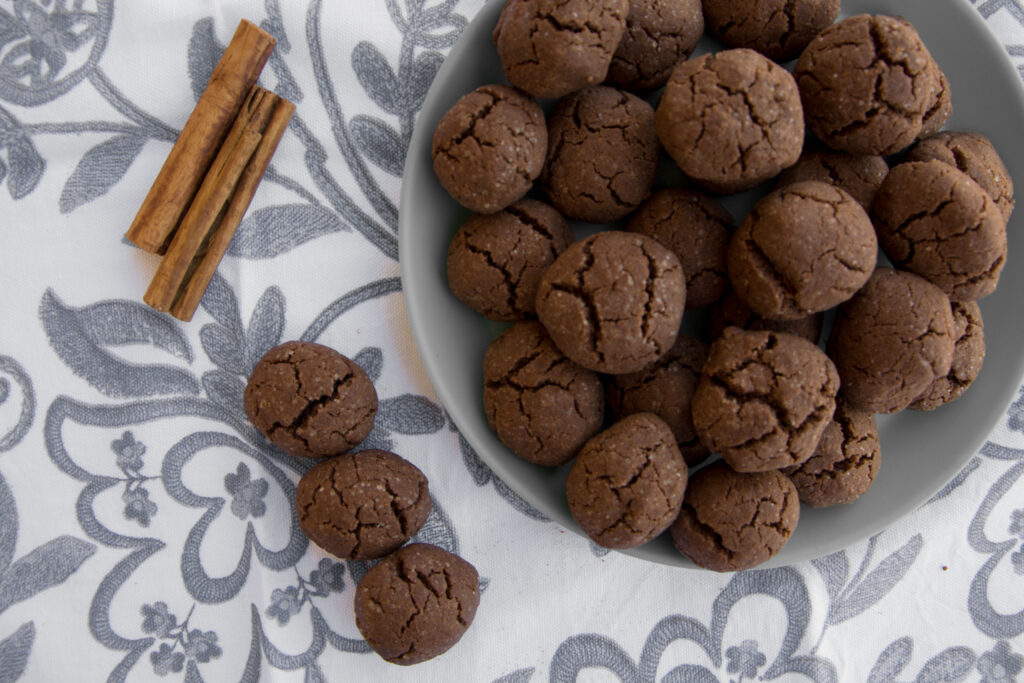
[702,0,840,62]
[493,0,629,99]
[607,0,704,91]
[920,65,953,139]
[827,267,956,414]
[906,131,1015,223]
[707,290,823,344]
[354,543,479,665]
[627,188,733,308]
[782,398,880,507]
[604,335,711,466]
[540,86,659,223]
[566,412,688,549]
[535,231,686,375]
[775,147,889,211]
[446,199,572,321]
[296,450,430,560]
[244,341,377,459]
[432,84,546,214]
[483,321,604,467]
[692,327,839,472]
[794,15,942,155]
[872,160,1007,302]
[728,180,877,320]
[670,460,799,571]
[655,48,803,194]
[911,301,985,411]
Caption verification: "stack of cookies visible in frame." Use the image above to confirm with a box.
[434,0,1013,571]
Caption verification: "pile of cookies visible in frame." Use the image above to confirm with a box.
[434,0,1014,571]
[243,341,479,665]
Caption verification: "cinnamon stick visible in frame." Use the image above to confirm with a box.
[126,19,275,254]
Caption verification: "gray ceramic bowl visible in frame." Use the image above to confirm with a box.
[399,0,1024,568]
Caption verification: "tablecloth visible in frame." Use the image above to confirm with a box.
[1,0,1023,681]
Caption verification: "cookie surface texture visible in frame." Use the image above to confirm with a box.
[775,148,889,211]
[607,0,704,91]
[910,301,985,411]
[702,0,840,61]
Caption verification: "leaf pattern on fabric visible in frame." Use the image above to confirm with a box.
[0,355,34,453]
[59,132,146,213]
[0,622,34,683]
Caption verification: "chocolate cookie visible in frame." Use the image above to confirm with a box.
[354,543,479,665]
[432,84,546,214]
[446,199,572,321]
[566,413,688,549]
[670,460,799,571]
[540,86,659,223]
[911,301,985,411]
[607,0,704,91]
[296,450,430,560]
[794,15,941,155]
[244,341,377,459]
[604,335,710,465]
[775,147,889,211]
[920,65,953,139]
[493,0,629,99]
[483,321,604,467]
[707,291,824,344]
[872,160,1007,302]
[827,267,956,414]
[627,188,733,308]
[906,131,1015,223]
[692,328,839,472]
[702,0,840,62]
[782,398,880,507]
[655,48,803,193]
[535,231,686,374]
[728,181,877,319]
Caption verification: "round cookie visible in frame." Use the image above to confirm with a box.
[692,327,839,472]
[354,543,479,665]
[728,181,877,319]
[655,48,804,193]
[566,413,688,549]
[540,86,659,223]
[670,461,799,571]
[483,321,604,467]
[911,301,985,411]
[604,335,711,466]
[607,0,704,91]
[872,160,1007,302]
[535,231,686,375]
[432,84,546,214]
[296,450,430,560]
[827,267,956,414]
[627,188,733,308]
[906,131,1015,222]
[446,199,572,321]
[775,148,889,211]
[244,341,377,459]
[702,0,840,62]
[920,65,953,139]
[782,398,880,507]
[794,15,942,155]
[493,0,629,99]
[707,291,823,344]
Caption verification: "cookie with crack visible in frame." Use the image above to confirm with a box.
[432,84,546,214]
[535,231,686,375]
[702,0,840,62]
[446,199,572,321]
[670,460,799,571]
[244,341,377,459]
[483,321,604,467]
[566,412,688,549]
[627,188,733,308]
[692,327,839,472]
[774,147,889,211]
[607,0,704,91]
[707,290,823,344]
[920,65,952,138]
[872,160,1007,302]
[296,450,430,560]
[828,267,956,414]
[540,86,659,223]
[494,0,629,99]
[911,301,985,411]
[728,181,877,320]
[655,48,803,193]
[354,543,479,665]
